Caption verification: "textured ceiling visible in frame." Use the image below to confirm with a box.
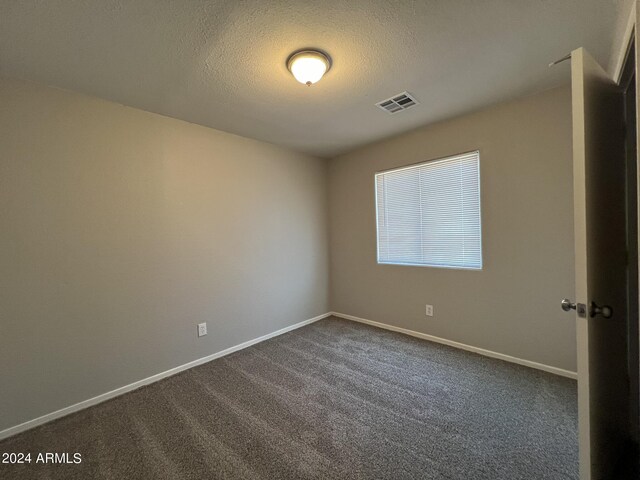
[0,0,626,157]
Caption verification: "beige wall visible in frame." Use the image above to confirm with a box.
[0,78,576,433]
[328,86,576,371]
[0,77,329,432]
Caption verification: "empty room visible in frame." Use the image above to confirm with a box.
[2,1,640,479]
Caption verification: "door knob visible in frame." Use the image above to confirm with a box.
[561,299,587,317]
[590,302,613,319]
[561,299,576,311]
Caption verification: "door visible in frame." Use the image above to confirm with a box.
[570,47,630,479]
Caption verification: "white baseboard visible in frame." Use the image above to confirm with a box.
[331,312,578,380]
[0,312,332,442]
[1,310,576,441]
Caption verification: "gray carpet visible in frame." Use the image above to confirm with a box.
[0,317,578,479]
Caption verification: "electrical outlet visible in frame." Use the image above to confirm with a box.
[197,322,207,337]
[425,305,433,317]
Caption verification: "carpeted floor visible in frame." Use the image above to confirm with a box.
[0,316,578,479]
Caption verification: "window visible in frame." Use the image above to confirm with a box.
[375,151,482,269]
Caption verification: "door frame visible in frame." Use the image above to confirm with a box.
[611,0,640,472]
[612,1,637,84]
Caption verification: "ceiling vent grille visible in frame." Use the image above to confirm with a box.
[376,92,419,114]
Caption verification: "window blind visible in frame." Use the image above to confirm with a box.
[375,151,482,269]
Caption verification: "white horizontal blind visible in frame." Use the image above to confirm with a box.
[375,151,482,269]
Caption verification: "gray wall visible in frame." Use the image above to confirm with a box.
[328,86,576,371]
[0,78,576,433]
[0,77,329,432]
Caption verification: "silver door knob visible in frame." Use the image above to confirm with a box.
[561,299,576,312]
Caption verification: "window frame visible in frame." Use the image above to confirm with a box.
[374,150,483,270]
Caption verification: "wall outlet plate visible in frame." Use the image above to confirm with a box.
[425,305,433,316]
[197,322,207,337]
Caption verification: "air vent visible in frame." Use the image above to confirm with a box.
[376,92,419,114]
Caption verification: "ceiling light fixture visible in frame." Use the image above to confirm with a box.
[286,49,332,86]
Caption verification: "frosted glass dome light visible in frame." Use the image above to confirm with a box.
[287,50,332,86]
